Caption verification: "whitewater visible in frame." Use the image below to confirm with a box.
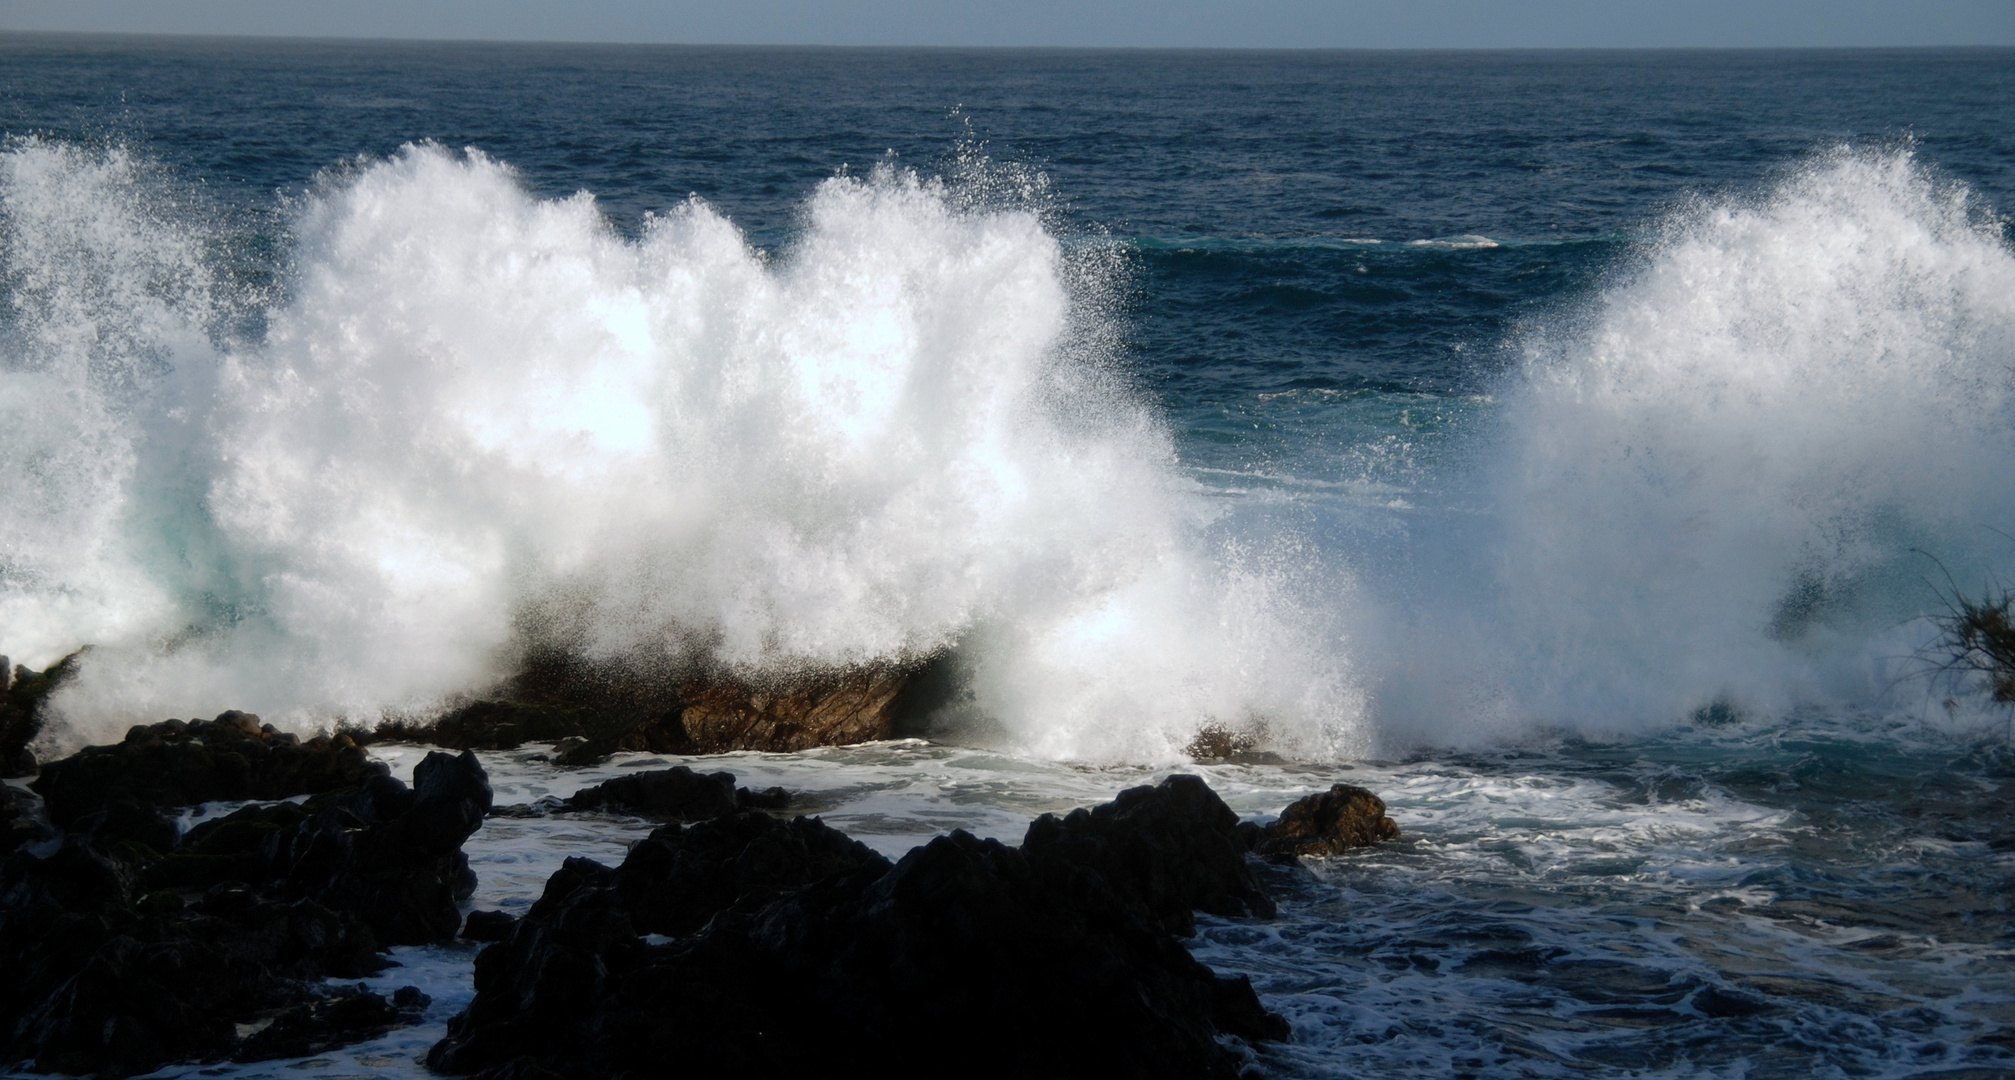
[2,41,2013,1079]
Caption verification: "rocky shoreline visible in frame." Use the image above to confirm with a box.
[0,700,1399,1079]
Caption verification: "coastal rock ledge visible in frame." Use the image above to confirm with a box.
[369,655,957,764]
[431,774,1296,1080]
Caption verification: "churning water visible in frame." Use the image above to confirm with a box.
[2,40,2013,1078]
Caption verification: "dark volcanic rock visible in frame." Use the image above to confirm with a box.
[462,909,518,942]
[370,651,960,761]
[233,983,429,1063]
[1,783,52,856]
[31,713,381,829]
[565,766,789,821]
[0,734,493,1077]
[1258,782,1400,856]
[0,837,386,1078]
[429,775,1288,1080]
[1023,773,1277,935]
[0,651,85,778]
[166,750,493,944]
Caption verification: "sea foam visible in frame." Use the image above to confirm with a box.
[1397,149,2015,740]
[0,140,1363,759]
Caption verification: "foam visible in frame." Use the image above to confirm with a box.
[0,141,1364,759]
[1378,149,2015,742]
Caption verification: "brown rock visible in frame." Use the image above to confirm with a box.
[675,668,909,753]
[1260,783,1399,856]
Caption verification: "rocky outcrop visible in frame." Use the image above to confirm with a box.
[367,653,958,762]
[1023,772,1277,934]
[564,766,789,821]
[0,729,491,1077]
[233,984,431,1063]
[161,749,494,944]
[429,775,1290,1080]
[32,713,381,828]
[1256,782,1400,856]
[0,839,391,1077]
[0,651,85,778]
[1,783,52,856]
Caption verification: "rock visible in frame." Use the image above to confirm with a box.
[463,909,518,942]
[230,983,428,1062]
[614,812,889,937]
[1258,783,1400,856]
[1,784,52,856]
[0,841,387,1078]
[31,713,383,828]
[164,751,492,945]
[429,777,1288,1080]
[672,667,911,752]
[1023,773,1277,935]
[0,650,85,779]
[0,739,493,1076]
[363,651,961,759]
[564,766,788,821]
[233,983,428,1062]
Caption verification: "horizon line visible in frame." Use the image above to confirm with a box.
[2,29,2008,53]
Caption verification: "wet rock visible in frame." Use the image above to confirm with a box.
[1,783,51,856]
[1023,773,1277,935]
[1258,782,1400,856]
[0,651,85,779]
[0,733,487,1077]
[672,667,913,752]
[463,909,518,942]
[0,842,387,1079]
[565,766,789,821]
[164,750,493,945]
[429,777,1287,1080]
[366,652,960,759]
[233,983,428,1062]
[615,811,889,937]
[31,712,382,829]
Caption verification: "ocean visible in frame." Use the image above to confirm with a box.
[2,36,2013,1078]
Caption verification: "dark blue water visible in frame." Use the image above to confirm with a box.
[4,36,2015,1080]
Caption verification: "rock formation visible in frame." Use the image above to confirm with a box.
[1255,782,1401,856]
[367,652,959,762]
[0,717,491,1077]
[430,775,1295,1080]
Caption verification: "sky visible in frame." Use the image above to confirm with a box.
[0,0,2011,49]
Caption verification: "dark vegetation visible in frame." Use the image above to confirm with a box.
[1909,553,2015,730]
[1925,582,2015,706]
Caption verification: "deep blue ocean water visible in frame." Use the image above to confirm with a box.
[3,37,2015,1079]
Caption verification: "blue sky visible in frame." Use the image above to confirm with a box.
[0,0,2010,48]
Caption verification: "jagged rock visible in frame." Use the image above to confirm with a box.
[1258,782,1400,856]
[164,750,493,945]
[366,652,958,760]
[463,909,518,942]
[31,713,382,828]
[233,983,428,1062]
[1,783,51,856]
[565,766,789,821]
[672,667,912,752]
[1023,773,1277,935]
[0,839,386,1078]
[0,732,491,1078]
[0,651,85,779]
[429,777,1287,1080]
